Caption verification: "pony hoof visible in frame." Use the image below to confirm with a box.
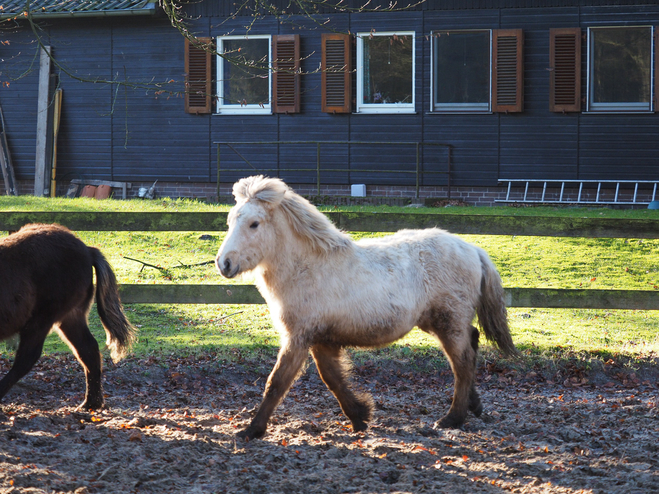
[434,415,465,429]
[236,426,265,441]
[351,420,368,433]
[469,400,483,417]
[79,400,104,410]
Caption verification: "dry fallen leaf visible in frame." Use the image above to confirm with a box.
[128,430,143,442]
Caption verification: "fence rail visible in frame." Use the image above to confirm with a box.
[117,284,659,311]
[1,211,658,310]
[1,211,659,238]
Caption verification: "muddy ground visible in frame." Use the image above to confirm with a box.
[0,352,657,494]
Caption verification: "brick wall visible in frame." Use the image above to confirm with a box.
[4,178,508,205]
[6,179,655,207]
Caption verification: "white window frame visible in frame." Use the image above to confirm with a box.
[586,26,654,113]
[216,35,272,115]
[356,31,416,114]
[430,29,492,113]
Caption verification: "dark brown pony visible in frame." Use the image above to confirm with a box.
[0,224,136,409]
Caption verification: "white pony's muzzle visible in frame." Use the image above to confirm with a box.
[216,252,239,279]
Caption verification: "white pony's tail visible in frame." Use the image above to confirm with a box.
[476,250,517,357]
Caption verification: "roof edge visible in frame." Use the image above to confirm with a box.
[1,0,157,20]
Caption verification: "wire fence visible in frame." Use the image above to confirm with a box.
[214,141,452,198]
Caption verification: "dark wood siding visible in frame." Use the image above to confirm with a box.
[578,6,659,180]
[1,2,658,194]
[182,0,659,17]
[110,19,211,183]
[347,12,424,186]
[48,22,113,182]
[498,8,581,181]
[210,16,280,184]
[423,9,500,186]
[0,29,41,180]
[655,27,659,113]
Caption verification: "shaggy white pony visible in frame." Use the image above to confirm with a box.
[217,175,516,440]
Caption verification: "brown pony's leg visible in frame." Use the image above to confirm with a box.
[237,343,308,441]
[310,344,373,432]
[58,311,104,410]
[423,314,479,429]
[0,318,51,402]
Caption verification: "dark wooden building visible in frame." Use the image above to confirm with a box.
[1,0,658,204]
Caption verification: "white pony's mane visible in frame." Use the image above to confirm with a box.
[233,175,352,254]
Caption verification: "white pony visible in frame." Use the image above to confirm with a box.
[216,175,516,440]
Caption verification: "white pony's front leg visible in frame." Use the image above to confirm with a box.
[237,341,308,440]
[310,344,373,431]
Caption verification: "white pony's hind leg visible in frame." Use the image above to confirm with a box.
[419,309,479,429]
[437,331,478,428]
[467,325,483,417]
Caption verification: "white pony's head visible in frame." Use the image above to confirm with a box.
[216,175,351,279]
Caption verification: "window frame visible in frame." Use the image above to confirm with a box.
[430,29,524,114]
[586,26,654,113]
[216,34,272,115]
[355,31,416,114]
[430,29,492,113]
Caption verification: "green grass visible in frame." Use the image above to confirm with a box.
[2,194,659,218]
[79,231,222,284]
[1,197,658,368]
[33,230,659,364]
[466,235,659,290]
[0,196,228,212]
[318,203,659,219]
[57,232,659,291]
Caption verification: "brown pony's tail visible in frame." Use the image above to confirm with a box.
[476,250,517,357]
[91,247,137,362]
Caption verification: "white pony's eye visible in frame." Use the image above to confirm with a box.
[250,221,260,230]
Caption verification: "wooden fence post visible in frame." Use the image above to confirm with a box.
[34,45,51,197]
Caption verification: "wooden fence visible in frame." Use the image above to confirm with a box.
[1,211,658,310]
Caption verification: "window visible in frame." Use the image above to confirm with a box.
[431,29,523,113]
[432,30,490,112]
[587,26,653,112]
[217,35,271,114]
[356,32,415,113]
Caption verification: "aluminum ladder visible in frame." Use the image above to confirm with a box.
[497,179,659,206]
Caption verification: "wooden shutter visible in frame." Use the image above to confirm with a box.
[184,37,212,114]
[322,33,352,113]
[549,28,581,112]
[492,29,524,113]
[273,35,300,113]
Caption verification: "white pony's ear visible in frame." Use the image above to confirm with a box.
[232,175,288,210]
[232,176,256,202]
